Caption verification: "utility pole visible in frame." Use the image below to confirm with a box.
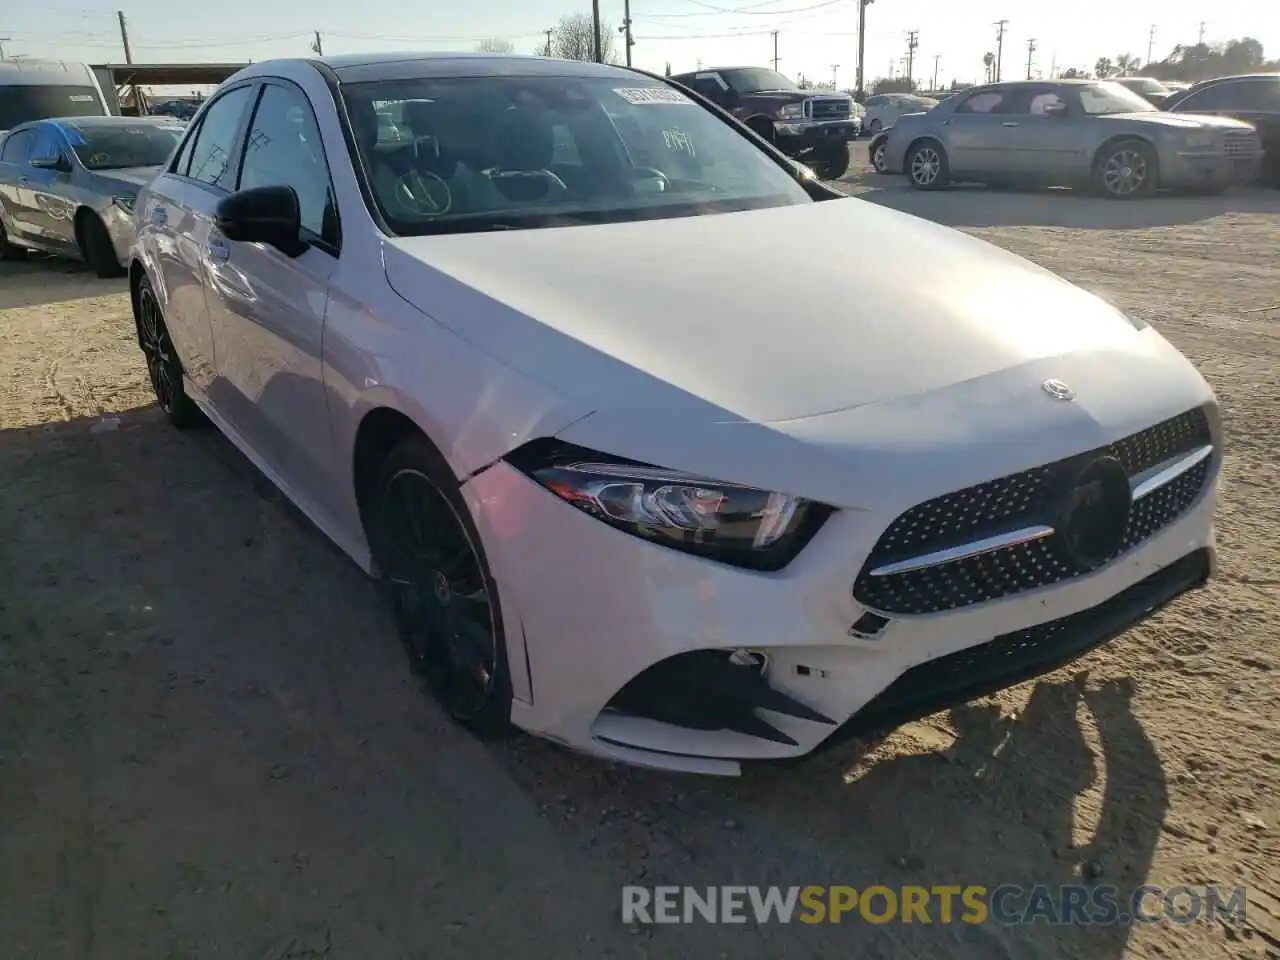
[905,30,919,87]
[855,0,874,97]
[0,37,9,59]
[1025,38,1036,80]
[620,0,634,67]
[932,54,940,91]
[994,19,1008,82]
[117,10,133,63]
[830,63,839,89]
[1197,21,1205,45]
[771,31,780,71]
[888,56,894,79]
[544,29,553,57]
[311,30,323,56]
[591,0,603,63]
[1147,24,1156,65]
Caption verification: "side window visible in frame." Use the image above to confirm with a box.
[171,121,201,176]
[237,83,336,243]
[1176,83,1234,112]
[29,125,65,162]
[187,85,254,190]
[955,90,1008,114]
[1005,88,1065,115]
[1232,79,1280,110]
[0,130,33,163]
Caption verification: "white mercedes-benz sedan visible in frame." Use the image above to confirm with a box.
[129,53,1220,775]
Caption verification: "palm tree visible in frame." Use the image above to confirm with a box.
[1114,52,1140,75]
[1094,56,1116,78]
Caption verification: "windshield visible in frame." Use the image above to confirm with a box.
[1118,77,1168,96]
[65,122,184,169]
[0,85,106,130]
[1076,82,1158,115]
[342,74,812,237]
[720,68,798,93]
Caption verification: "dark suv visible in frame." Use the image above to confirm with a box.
[670,66,859,179]
[1164,73,1280,185]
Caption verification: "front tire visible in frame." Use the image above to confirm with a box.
[1093,139,1157,199]
[812,144,851,180]
[369,437,513,739]
[906,141,951,190]
[871,138,888,174]
[0,218,26,261]
[135,275,200,428]
[81,213,125,278]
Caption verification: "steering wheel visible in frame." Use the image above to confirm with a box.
[391,170,452,217]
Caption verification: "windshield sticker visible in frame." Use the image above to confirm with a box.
[662,128,696,157]
[614,87,694,106]
[68,94,96,102]
[123,127,148,135]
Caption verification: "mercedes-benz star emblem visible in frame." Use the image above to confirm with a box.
[1055,456,1132,569]
[1042,379,1076,401]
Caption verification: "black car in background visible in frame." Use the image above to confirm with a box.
[1164,73,1280,185]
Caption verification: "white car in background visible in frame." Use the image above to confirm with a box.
[863,92,939,133]
[129,53,1220,775]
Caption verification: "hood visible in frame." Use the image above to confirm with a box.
[1101,112,1254,131]
[88,164,162,192]
[382,199,1154,424]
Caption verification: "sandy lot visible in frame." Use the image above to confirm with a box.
[1,162,1277,960]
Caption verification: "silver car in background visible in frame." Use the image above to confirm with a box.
[882,79,1263,198]
[0,116,184,275]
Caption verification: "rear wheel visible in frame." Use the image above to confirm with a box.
[136,275,199,428]
[811,144,851,180]
[906,141,950,190]
[1093,140,1157,199]
[368,437,513,738]
[81,212,125,278]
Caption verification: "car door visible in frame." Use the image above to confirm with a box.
[943,88,1013,175]
[141,83,258,393]
[23,123,78,251]
[1174,78,1280,150]
[0,128,38,243]
[997,86,1082,178]
[201,78,340,512]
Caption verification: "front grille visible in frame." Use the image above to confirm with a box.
[852,408,1212,615]
[821,548,1211,750]
[1224,131,1259,157]
[810,98,851,120]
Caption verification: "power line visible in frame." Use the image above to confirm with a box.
[1025,37,1035,80]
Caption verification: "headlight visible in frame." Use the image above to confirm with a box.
[777,102,805,120]
[507,441,833,570]
[1183,132,1214,149]
[112,195,137,214]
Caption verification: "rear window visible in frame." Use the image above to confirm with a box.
[0,85,106,130]
[63,122,185,170]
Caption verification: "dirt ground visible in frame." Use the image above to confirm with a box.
[1,159,1278,960]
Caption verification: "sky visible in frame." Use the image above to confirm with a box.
[4,0,1277,92]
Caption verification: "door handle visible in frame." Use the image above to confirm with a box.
[150,205,168,226]
[18,176,29,183]
[1001,121,1020,127]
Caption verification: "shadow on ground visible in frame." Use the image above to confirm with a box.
[0,406,1170,959]
[853,176,1280,230]
[0,257,125,310]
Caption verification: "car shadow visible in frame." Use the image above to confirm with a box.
[858,181,1280,230]
[497,670,1168,958]
[0,257,125,310]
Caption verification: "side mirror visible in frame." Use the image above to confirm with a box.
[214,184,307,257]
[30,155,67,171]
[1043,103,1068,119]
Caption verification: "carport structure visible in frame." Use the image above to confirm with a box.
[90,62,248,115]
